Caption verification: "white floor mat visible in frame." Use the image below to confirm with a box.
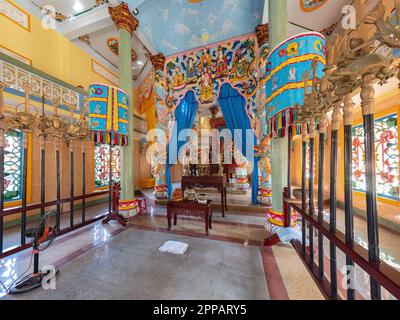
[158,240,189,255]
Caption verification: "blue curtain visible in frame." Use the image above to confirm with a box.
[218,83,259,204]
[167,90,198,197]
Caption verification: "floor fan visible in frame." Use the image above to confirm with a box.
[9,211,58,294]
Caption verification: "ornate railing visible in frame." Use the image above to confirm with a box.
[0,186,119,259]
[0,52,86,110]
[286,198,400,300]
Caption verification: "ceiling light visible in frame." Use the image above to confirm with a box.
[73,1,84,12]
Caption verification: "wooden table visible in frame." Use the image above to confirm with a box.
[167,200,213,236]
[181,176,227,217]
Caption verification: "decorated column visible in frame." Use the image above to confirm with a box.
[109,2,138,203]
[269,0,288,222]
[255,23,272,205]
[150,53,168,199]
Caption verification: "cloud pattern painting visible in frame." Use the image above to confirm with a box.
[131,0,264,55]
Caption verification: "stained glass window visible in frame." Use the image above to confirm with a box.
[94,144,121,188]
[352,113,399,201]
[4,130,23,202]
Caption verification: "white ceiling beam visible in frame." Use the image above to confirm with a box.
[59,1,156,54]
[59,6,113,40]
[262,0,269,24]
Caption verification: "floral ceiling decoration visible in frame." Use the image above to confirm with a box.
[164,34,260,128]
[107,37,138,63]
[300,0,329,12]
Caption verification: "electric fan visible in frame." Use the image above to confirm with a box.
[9,211,58,294]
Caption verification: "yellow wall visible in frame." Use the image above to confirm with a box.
[0,1,113,90]
[1,3,151,223]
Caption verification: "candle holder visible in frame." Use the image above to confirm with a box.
[48,100,67,140]
[37,97,51,141]
[4,83,37,133]
[66,107,89,143]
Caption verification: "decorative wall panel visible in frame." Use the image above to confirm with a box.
[0,58,80,108]
[0,0,30,31]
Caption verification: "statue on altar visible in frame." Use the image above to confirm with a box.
[200,67,214,103]
[215,46,229,78]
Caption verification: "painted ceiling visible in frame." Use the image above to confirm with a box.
[130,0,265,56]
[16,0,355,80]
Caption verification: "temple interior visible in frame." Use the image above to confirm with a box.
[0,0,399,301]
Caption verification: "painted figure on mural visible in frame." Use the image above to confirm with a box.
[198,47,213,72]
[231,48,249,79]
[200,67,214,103]
[172,65,186,91]
[186,57,198,84]
[215,46,229,78]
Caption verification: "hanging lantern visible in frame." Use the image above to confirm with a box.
[265,32,326,138]
[88,83,138,223]
[88,83,129,146]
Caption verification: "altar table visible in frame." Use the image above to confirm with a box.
[167,200,213,236]
[181,176,227,217]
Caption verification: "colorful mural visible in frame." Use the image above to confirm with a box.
[138,69,155,112]
[134,0,264,55]
[164,34,260,130]
[352,113,399,201]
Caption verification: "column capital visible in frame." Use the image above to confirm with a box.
[343,94,354,126]
[308,116,316,139]
[319,112,328,134]
[255,23,269,47]
[109,2,138,35]
[360,74,375,116]
[150,53,166,71]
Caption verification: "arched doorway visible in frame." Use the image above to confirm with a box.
[166,84,259,204]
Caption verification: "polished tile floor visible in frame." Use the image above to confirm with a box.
[0,198,326,300]
[1,226,269,300]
